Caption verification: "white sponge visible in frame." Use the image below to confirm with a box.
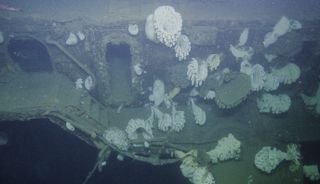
[104,127,129,151]
[207,133,241,163]
[303,165,320,181]
[125,119,153,140]
[192,167,215,184]
[254,144,301,174]
[254,146,287,173]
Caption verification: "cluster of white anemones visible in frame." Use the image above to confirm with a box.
[257,93,291,114]
[174,34,191,61]
[187,54,223,88]
[240,60,300,92]
[187,58,208,87]
[145,6,191,61]
[152,6,182,47]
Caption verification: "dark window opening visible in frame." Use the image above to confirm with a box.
[106,43,131,59]
[8,37,53,72]
[105,43,133,105]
